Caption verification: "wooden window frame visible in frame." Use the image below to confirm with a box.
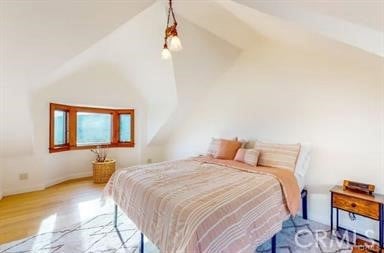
[49,103,135,153]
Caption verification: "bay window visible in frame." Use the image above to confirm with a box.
[49,103,134,153]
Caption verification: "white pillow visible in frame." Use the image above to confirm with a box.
[294,143,312,190]
[207,138,220,156]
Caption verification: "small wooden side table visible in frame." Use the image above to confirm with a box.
[330,185,384,249]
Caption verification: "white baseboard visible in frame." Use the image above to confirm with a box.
[2,171,92,197]
[3,184,46,196]
[44,171,92,188]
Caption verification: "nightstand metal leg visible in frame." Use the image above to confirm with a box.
[330,193,333,236]
[301,189,308,220]
[336,208,339,231]
[380,204,383,249]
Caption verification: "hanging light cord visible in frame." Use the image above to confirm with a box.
[164,0,177,47]
[167,0,177,27]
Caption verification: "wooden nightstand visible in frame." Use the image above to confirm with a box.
[330,185,384,249]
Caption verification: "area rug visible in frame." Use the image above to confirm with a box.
[0,212,353,253]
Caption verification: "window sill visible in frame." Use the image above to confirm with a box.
[49,143,135,153]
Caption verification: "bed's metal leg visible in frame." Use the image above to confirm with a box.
[301,189,308,220]
[114,204,118,228]
[113,204,144,252]
[140,232,144,253]
[271,234,276,253]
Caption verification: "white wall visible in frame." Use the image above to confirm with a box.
[2,63,146,195]
[0,158,3,199]
[146,16,241,147]
[164,40,384,238]
[0,86,6,199]
[0,1,169,195]
[0,1,243,196]
[0,0,160,196]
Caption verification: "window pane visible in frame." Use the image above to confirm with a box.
[54,110,66,145]
[119,114,131,142]
[77,112,112,145]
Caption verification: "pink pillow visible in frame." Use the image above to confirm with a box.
[234,148,246,161]
[214,139,242,160]
[234,148,260,166]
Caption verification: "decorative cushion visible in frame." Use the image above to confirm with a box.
[207,137,238,157]
[234,148,246,161]
[254,140,301,171]
[214,139,242,160]
[234,148,260,166]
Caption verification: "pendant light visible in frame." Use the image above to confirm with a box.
[161,44,172,60]
[162,0,182,59]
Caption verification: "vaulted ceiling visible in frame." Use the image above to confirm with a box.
[0,0,155,89]
[229,0,383,56]
[1,0,382,90]
[0,0,383,156]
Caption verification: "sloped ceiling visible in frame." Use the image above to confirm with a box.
[2,0,382,91]
[243,0,384,32]
[0,0,155,89]
[230,0,384,56]
[172,0,261,50]
[1,0,383,156]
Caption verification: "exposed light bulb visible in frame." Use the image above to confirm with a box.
[169,36,182,51]
[161,47,172,60]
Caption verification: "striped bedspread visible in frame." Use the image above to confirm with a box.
[104,158,297,253]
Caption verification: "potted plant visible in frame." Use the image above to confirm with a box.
[91,146,116,183]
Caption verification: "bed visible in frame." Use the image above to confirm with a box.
[104,155,307,253]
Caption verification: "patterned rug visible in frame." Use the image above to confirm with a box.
[0,212,353,253]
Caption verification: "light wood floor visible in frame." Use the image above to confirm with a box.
[0,178,105,244]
